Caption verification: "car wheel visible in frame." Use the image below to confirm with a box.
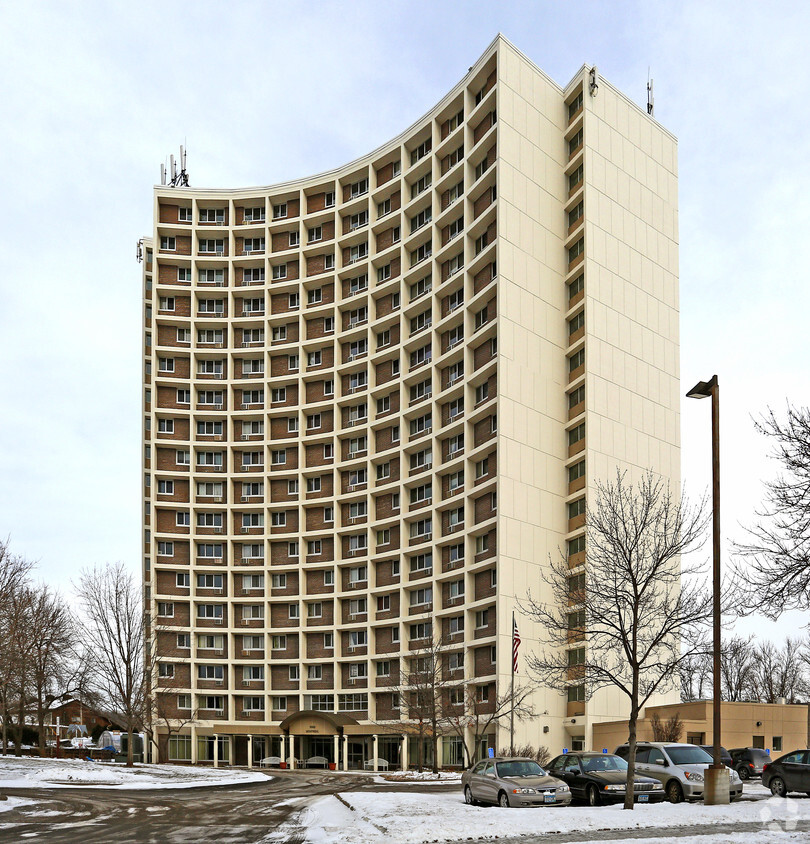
[770,777,788,798]
[464,786,477,806]
[666,781,684,804]
[738,766,750,780]
[498,791,510,808]
[587,784,600,806]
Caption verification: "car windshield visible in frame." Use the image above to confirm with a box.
[496,760,546,778]
[582,755,628,772]
[750,749,770,760]
[665,746,712,765]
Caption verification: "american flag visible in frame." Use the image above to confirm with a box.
[512,615,521,674]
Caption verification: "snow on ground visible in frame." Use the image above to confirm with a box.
[262,788,810,844]
[376,770,462,784]
[0,797,36,814]
[0,756,272,790]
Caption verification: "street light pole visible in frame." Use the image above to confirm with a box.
[686,374,728,805]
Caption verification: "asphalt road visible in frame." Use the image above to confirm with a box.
[0,770,398,843]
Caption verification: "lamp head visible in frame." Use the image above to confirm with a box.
[686,375,718,399]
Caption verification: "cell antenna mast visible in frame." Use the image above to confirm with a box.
[159,144,190,187]
[647,70,654,116]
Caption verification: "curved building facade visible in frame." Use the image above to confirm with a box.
[142,35,680,767]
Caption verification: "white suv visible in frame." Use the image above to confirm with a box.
[614,742,743,803]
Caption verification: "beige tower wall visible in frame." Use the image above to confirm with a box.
[494,39,571,754]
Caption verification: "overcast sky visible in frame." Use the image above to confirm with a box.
[1,1,808,641]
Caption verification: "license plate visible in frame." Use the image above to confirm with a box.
[638,794,649,803]
[544,794,556,803]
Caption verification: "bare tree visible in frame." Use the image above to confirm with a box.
[523,471,714,809]
[0,540,34,754]
[391,627,457,773]
[737,406,810,614]
[678,650,712,702]
[650,711,683,742]
[444,682,536,767]
[28,585,77,756]
[149,688,197,763]
[75,563,145,767]
[719,636,757,702]
[750,637,807,704]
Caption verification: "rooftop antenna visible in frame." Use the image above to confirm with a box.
[647,69,654,116]
[589,66,599,97]
[159,144,190,187]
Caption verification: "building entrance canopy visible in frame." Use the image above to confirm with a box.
[279,710,359,735]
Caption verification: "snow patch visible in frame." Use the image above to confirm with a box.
[0,757,272,790]
[286,790,810,843]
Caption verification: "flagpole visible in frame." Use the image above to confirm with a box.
[510,610,515,756]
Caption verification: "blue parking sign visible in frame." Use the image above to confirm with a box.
[488,747,494,758]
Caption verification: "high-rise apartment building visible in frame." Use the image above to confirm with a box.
[141,35,679,768]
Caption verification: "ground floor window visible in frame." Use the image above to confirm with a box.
[197,735,230,762]
[773,736,783,752]
[443,736,464,767]
[570,735,585,752]
[168,735,192,761]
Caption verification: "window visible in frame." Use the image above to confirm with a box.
[410,587,432,607]
[160,236,176,251]
[411,173,431,199]
[271,695,286,711]
[324,379,334,396]
[157,602,174,617]
[447,326,464,350]
[307,665,323,681]
[448,471,464,493]
[411,242,432,266]
[475,609,489,629]
[568,348,585,373]
[350,178,369,198]
[475,534,490,554]
[176,389,191,405]
[568,91,583,119]
[448,397,463,420]
[306,413,322,430]
[568,200,584,229]
[288,665,300,681]
[348,242,369,264]
[271,634,287,650]
[567,684,586,703]
[157,541,174,556]
[348,501,367,519]
[377,594,391,613]
[411,622,432,640]
[349,598,367,616]
[307,540,322,555]
[323,631,334,648]
[324,507,334,523]
[197,544,224,559]
[475,458,489,480]
[410,344,431,368]
[474,232,489,255]
[308,225,323,243]
[410,207,432,233]
[410,552,433,572]
[196,512,223,528]
[157,480,174,496]
[447,179,464,206]
[569,165,584,193]
[273,202,288,219]
[447,216,464,241]
[410,483,432,504]
[410,309,432,335]
[271,325,287,342]
[288,603,300,619]
[448,543,464,562]
[448,506,464,527]
[448,433,464,455]
[377,197,391,218]
[272,264,288,279]
[568,423,585,447]
[568,535,586,556]
[349,211,368,230]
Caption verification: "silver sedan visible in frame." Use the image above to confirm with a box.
[462,757,572,807]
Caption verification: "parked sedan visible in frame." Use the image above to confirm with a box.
[762,749,810,797]
[462,757,572,808]
[546,752,665,805]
